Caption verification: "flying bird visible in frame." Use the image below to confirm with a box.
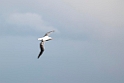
[37,30,55,59]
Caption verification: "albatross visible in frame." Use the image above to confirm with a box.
[37,30,55,59]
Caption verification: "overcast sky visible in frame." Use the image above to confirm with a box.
[0,0,124,83]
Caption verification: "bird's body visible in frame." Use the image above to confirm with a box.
[38,36,52,41]
[37,30,54,59]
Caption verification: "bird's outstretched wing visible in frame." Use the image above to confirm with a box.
[38,41,44,59]
[44,30,55,36]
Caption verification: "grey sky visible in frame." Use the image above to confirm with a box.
[0,0,124,83]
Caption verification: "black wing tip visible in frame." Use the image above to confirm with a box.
[37,55,41,59]
[37,54,41,59]
[44,30,55,36]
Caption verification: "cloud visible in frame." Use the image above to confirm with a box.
[62,0,124,27]
[0,0,123,41]
[7,13,57,31]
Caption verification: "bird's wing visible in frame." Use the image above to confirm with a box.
[38,41,44,59]
[44,30,55,36]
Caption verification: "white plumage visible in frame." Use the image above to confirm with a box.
[37,30,54,59]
